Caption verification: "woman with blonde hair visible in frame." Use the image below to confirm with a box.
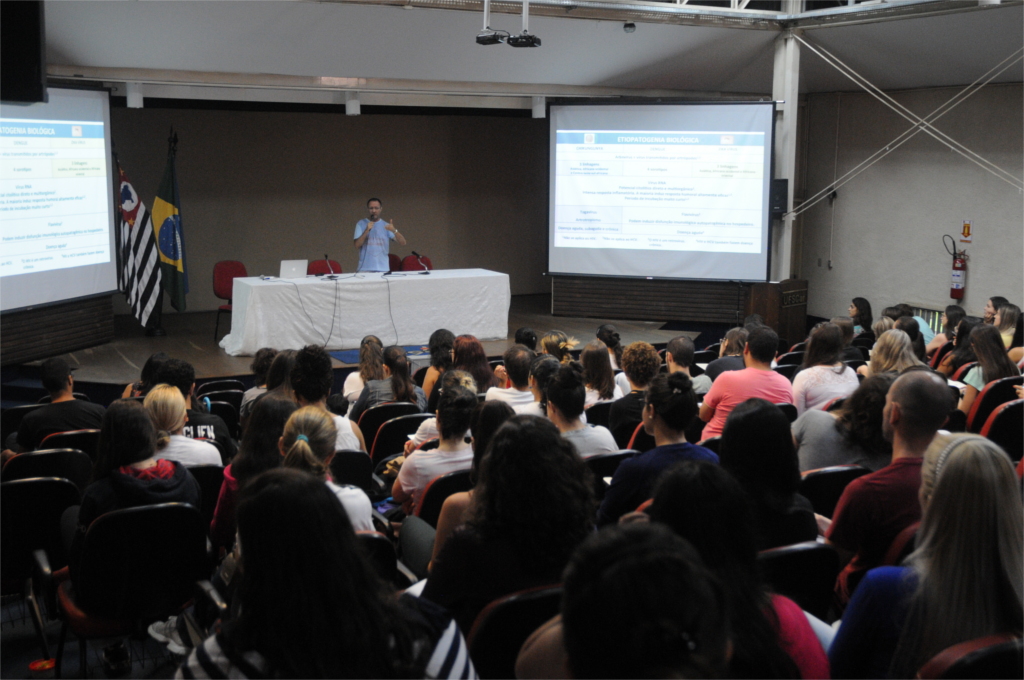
[857,329,923,377]
[539,330,578,364]
[995,302,1021,349]
[829,433,1023,678]
[279,406,373,532]
[144,384,220,467]
[871,316,894,342]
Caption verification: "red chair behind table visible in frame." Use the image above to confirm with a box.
[401,254,433,271]
[966,376,1023,434]
[307,259,342,276]
[213,260,248,340]
[388,253,402,272]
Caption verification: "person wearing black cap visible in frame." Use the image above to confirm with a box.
[4,358,105,456]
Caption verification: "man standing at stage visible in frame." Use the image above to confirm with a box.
[353,197,406,272]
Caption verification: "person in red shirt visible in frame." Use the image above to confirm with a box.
[698,326,793,441]
[821,369,954,605]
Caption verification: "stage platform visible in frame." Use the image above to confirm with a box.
[1,294,691,408]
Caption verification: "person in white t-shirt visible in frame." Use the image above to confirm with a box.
[145,384,221,467]
[546,364,617,459]
[291,344,366,452]
[514,355,562,418]
[393,385,477,513]
[279,405,373,532]
[581,340,624,408]
[405,369,477,453]
[487,344,537,408]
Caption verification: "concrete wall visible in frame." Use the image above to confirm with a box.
[797,83,1023,320]
[110,107,549,314]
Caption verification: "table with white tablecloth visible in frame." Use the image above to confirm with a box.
[219,269,511,356]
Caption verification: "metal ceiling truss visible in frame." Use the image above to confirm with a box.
[317,0,1022,30]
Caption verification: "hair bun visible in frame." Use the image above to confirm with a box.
[667,371,693,394]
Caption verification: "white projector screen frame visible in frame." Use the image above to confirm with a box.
[0,86,118,314]
[548,101,775,283]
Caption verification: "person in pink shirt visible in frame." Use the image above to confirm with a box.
[699,326,793,441]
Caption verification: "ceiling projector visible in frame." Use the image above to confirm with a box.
[507,32,541,47]
[476,30,505,45]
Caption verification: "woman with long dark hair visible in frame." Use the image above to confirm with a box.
[423,415,595,634]
[342,335,384,405]
[580,340,622,407]
[348,345,427,422]
[925,305,965,357]
[597,372,717,526]
[596,324,623,370]
[829,434,1023,678]
[995,302,1021,349]
[121,351,171,399]
[793,372,896,472]
[982,295,1009,325]
[849,297,874,336]
[210,397,298,549]
[181,468,476,678]
[936,317,979,377]
[649,461,827,679]
[241,349,297,429]
[957,323,1020,414]
[421,328,455,400]
[894,316,927,362]
[515,354,561,418]
[451,334,498,392]
[545,363,617,458]
[793,322,859,415]
[720,399,817,550]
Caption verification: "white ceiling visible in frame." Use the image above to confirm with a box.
[43,1,1023,97]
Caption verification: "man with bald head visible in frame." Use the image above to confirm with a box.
[822,369,953,604]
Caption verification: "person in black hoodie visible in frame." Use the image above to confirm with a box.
[70,399,201,583]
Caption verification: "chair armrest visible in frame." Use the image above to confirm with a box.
[182,580,230,648]
[32,550,56,619]
[395,560,419,587]
[371,509,394,538]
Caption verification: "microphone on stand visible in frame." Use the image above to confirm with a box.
[323,253,338,279]
[411,251,430,275]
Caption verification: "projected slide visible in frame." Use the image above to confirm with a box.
[0,118,110,276]
[554,131,764,253]
[548,103,775,283]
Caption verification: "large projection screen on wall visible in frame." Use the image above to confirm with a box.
[548,102,775,282]
[1,87,118,313]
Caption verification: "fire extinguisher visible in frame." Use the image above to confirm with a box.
[944,234,968,300]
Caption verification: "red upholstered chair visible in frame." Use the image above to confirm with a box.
[307,259,342,276]
[882,520,920,566]
[625,422,655,453]
[388,253,402,272]
[981,399,1023,462]
[468,585,563,680]
[966,376,1023,433]
[401,254,433,271]
[799,464,871,519]
[213,260,247,340]
[951,361,977,382]
[929,341,954,368]
[38,430,100,461]
[415,469,473,528]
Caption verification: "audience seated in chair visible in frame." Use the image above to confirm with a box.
[348,345,427,422]
[405,370,477,454]
[517,523,733,680]
[699,326,794,441]
[793,323,860,416]
[665,335,713,396]
[793,373,896,472]
[155,358,238,460]
[849,297,874,336]
[539,330,578,365]
[926,305,966,358]
[597,372,717,526]
[209,397,297,550]
[580,340,623,408]
[144,384,221,467]
[341,336,385,406]
[856,329,924,378]
[608,341,661,435]
[720,399,818,551]
[240,349,297,431]
[704,327,748,382]
[833,316,867,365]
[3,357,105,462]
[238,348,277,416]
[393,385,476,514]
[545,364,617,459]
[828,434,1023,678]
[595,324,623,371]
[181,468,475,679]
[957,324,1021,415]
[279,406,373,532]
[420,329,455,402]
[120,352,171,399]
[648,461,829,678]
[822,370,952,606]
[512,355,561,418]
[486,344,536,409]
[431,400,515,569]
[451,334,499,395]
[935,317,979,377]
[291,344,366,452]
[422,415,594,634]
[69,400,200,585]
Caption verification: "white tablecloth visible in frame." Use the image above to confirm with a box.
[219,269,511,356]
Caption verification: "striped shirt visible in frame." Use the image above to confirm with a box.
[177,596,476,679]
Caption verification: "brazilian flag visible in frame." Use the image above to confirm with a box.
[152,129,188,311]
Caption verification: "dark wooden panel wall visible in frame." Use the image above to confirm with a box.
[552,276,752,325]
[1,296,115,366]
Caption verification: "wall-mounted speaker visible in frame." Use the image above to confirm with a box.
[1,1,47,104]
[770,178,788,219]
